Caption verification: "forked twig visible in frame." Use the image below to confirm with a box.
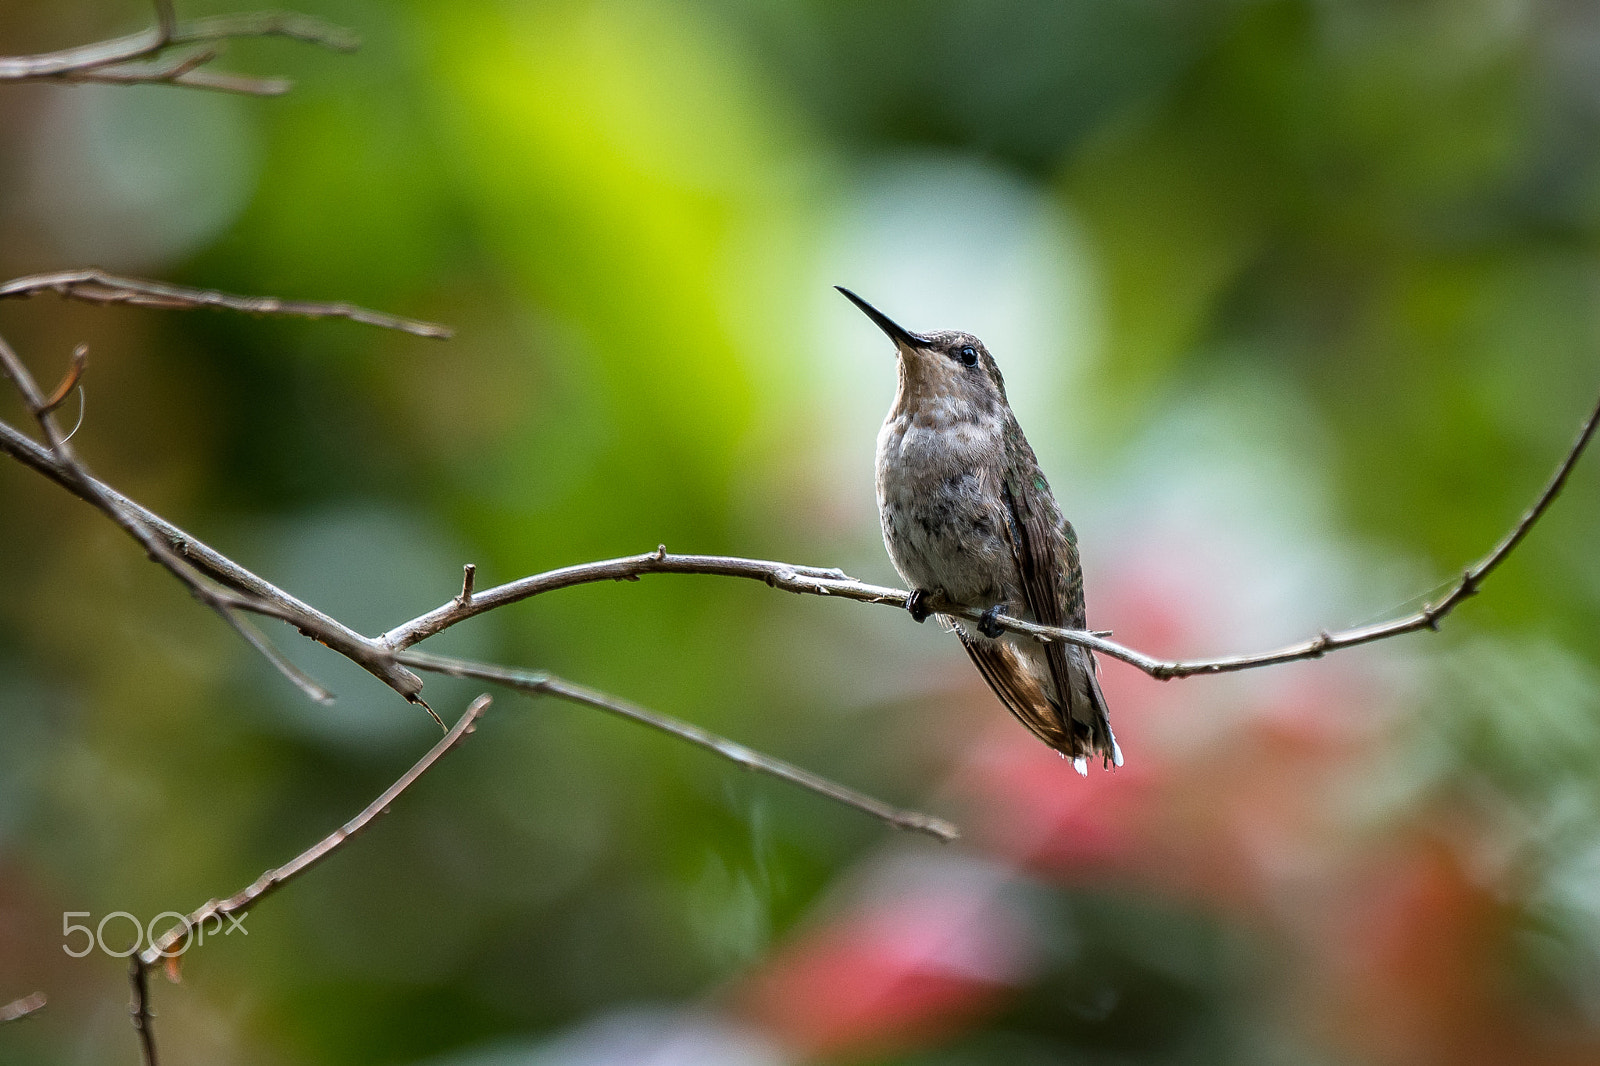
[0,1,359,96]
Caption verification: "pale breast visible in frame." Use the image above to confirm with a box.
[875,410,1019,606]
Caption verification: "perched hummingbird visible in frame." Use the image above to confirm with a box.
[837,287,1120,772]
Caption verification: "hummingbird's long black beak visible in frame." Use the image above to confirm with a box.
[835,287,927,349]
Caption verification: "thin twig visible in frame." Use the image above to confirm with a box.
[62,47,292,97]
[0,270,452,339]
[0,992,47,1023]
[138,695,490,966]
[381,550,873,650]
[0,3,358,96]
[129,961,157,1066]
[1123,382,1600,678]
[397,651,961,842]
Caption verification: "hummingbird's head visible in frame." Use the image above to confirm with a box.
[835,287,1009,417]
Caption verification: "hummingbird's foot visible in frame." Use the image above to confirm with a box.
[978,605,1007,639]
[906,588,933,624]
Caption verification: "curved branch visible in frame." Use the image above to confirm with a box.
[397,650,961,843]
[138,694,490,968]
[382,382,1600,680]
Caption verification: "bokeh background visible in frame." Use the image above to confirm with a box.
[3,1,1600,1063]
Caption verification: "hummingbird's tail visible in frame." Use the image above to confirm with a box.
[957,632,1121,770]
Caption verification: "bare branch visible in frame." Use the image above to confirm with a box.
[397,651,961,843]
[0,4,358,96]
[382,550,882,650]
[0,269,451,697]
[0,384,957,833]
[0,270,452,339]
[376,548,1180,670]
[0,992,46,1023]
[138,694,490,967]
[1120,382,1600,679]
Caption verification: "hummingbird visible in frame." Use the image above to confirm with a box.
[837,287,1120,772]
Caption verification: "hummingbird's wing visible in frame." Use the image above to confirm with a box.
[989,465,1119,765]
[957,627,1079,752]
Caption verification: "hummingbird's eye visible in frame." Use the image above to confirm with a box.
[958,345,979,367]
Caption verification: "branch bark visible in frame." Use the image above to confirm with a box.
[125,695,487,1066]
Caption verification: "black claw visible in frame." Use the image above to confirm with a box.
[906,588,932,623]
[978,605,1006,639]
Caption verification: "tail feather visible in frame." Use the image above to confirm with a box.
[1068,645,1120,767]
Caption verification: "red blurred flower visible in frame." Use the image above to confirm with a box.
[740,859,1034,1061]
